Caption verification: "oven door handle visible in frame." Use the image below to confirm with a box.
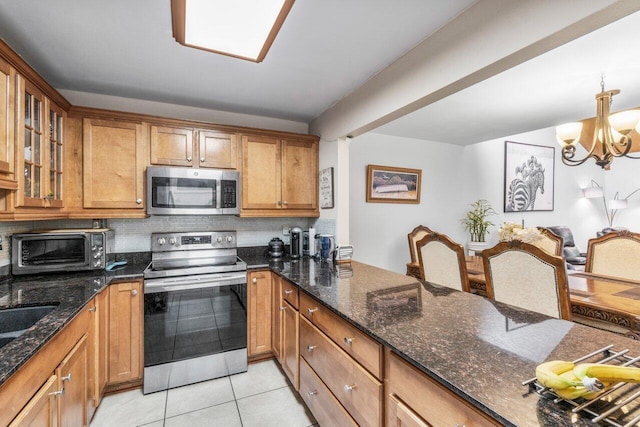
[144,273,246,293]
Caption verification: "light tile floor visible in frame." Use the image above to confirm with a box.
[90,360,317,427]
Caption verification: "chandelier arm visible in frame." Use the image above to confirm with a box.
[609,135,633,157]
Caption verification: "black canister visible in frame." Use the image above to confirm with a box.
[268,237,285,259]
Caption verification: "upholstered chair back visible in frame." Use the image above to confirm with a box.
[533,227,563,256]
[407,225,433,266]
[482,241,571,320]
[416,232,470,292]
[586,231,640,281]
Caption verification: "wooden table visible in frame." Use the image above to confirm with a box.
[463,255,640,340]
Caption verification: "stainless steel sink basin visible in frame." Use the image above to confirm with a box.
[0,305,57,349]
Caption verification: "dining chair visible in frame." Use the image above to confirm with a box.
[416,232,470,292]
[534,227,563,256]
[585,230,640,281]
[482,241,571,320]
[407,225,433,279]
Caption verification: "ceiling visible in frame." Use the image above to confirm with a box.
[0,1,639,145]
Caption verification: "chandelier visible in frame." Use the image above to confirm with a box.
[556,77,640,169]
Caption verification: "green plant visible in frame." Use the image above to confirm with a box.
[460,199,496,242]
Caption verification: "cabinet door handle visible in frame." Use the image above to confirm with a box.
[283,289,293,295]
[307,390,318,397]
[61,373,72,382]
[344,384,357,393]
[306,345,316,352]
[200,157,205,162]
[283,201,288,206]
[252,277,258,284]
[49,388,64,397]
[344,337,353,345]
[307,307,318,315]
[277,201,282,206]
[187,156,192,162]
[136,198,143,204]
[131,289,138,296]
[280,306,287,311]
[88,307,96,312]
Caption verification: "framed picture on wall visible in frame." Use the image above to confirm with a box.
[504,141,555,212]
[366,164,421,204]
[319,167,334,209]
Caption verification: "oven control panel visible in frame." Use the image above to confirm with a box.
[151,231,236,251]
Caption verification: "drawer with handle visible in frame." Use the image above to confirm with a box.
[299,358,357,427]
[300,292,382,379]
[300,316,382,427]
[388,351,498,427]
[282,279,299,309]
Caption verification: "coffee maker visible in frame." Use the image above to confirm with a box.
[290,226,303,259]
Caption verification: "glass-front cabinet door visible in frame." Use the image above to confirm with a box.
[47,101,64,207]
[15,75,63,208]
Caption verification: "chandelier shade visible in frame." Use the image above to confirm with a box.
[556,78,640,169]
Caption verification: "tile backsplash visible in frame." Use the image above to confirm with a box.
[0,216,337,267]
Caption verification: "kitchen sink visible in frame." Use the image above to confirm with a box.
[0,305,57,349]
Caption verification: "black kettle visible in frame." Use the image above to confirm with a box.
[268,237,285,259]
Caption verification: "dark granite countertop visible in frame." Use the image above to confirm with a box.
[272,257,640,426]
[0,259,148,388]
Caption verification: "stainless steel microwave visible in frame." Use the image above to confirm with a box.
[11,229,115,275]
[146,166,240,215]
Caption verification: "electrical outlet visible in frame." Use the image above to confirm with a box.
[283,226,291,235]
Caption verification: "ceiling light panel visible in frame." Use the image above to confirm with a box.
[173,0,294,62]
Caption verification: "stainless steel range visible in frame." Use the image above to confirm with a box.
[143,231,247,394]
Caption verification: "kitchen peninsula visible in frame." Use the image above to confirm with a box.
[3,256,640,426]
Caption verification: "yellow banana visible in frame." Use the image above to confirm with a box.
[574,363,640,383]
[555,370,608,400]
[535,360,580,390]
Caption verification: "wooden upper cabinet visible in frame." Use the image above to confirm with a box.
[281,139,318,211]
[150,125,237,169]
[0,56,14,176]
[150,125,194,167]
[199,130,237,169]
[242,135,281,211]
[15,77,45,208]
[83,118,147,209]
[241,134,318,217]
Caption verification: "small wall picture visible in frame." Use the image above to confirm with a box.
[504,141,554,212]
[319,167,334,209]
[366,164,421,204]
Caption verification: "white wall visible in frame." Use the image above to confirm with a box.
[349,126,619,274]
[468,126,605,251]
[349,133,471,273]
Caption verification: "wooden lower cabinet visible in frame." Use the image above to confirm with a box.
[300,316,382,427]
[282,299,299,390]
[299,358,357,427]
[108,280,143,385]
[56,335,88,427]
[11,335,88,427]
[271,275,283,362]
[300,292,382,380]
[8,375,59,427]
[387,351,498,427]
[248,270,272,357]
[87,289,109,420]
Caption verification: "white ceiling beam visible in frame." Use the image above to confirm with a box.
[310,0,640,142]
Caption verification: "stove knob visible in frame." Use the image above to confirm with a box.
[169,238,176,245]
[157,237,166,245]
[216,236,223,243]
[226,235,233,242]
